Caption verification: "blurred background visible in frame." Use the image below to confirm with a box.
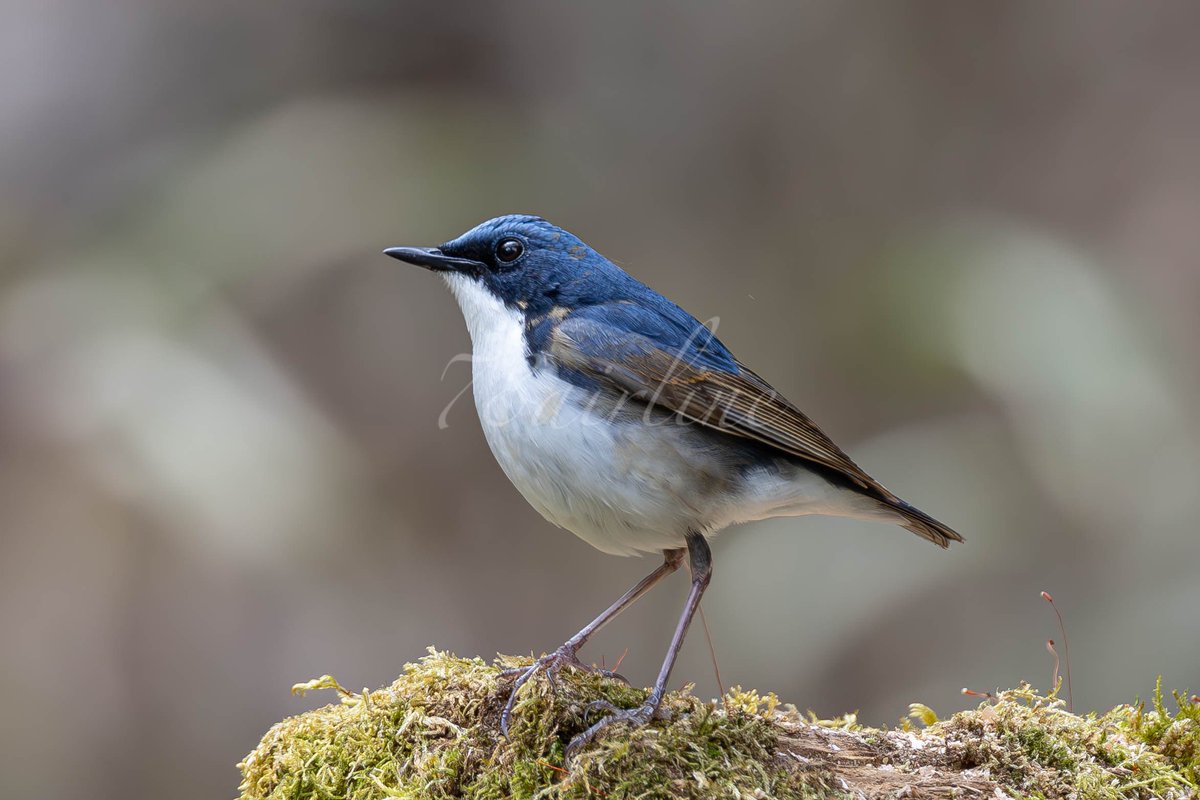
[3,2,1199,797]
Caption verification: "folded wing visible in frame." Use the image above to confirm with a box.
[545,305,962,547]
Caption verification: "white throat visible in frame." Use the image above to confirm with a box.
[442,271,537,435]
[442,273,524,351]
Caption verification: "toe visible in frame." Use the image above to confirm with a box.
[566,704,656,758]
[583,699,620,720]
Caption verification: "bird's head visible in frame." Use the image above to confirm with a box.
[385,215,635,321]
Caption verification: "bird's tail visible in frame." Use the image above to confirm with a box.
[887,499,964,548]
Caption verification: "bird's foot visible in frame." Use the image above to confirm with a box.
[499,645,628,737]
[566,700,660,758]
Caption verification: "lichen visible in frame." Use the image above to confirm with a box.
[238,650,1198,800]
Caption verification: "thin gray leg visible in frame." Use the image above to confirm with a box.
[562,547,686,651]
[500,547,686,736]
[566,530,712,756]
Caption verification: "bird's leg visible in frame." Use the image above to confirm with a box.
[566,530,712,757]
[499,547,686,736]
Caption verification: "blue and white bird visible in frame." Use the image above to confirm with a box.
[385,215,962,753]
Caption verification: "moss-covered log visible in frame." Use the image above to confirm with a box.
[238,649,1198,799]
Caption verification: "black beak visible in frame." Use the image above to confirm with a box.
[383,246,483,274]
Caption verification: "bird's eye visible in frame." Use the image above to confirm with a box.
[495,237,524,264]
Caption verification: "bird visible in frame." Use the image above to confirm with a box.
[384,214,962,754]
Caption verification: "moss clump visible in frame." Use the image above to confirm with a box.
[238,648,827,800]
[937,682,1199,799]
[1123,679,1200,787]
[238,650,1198,800]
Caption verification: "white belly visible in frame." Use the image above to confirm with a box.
[476,379,706,555]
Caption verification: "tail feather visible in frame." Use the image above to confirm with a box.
[889,499,964,548]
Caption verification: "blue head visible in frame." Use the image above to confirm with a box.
[385,215,643,319]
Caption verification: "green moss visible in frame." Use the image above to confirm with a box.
[1116,679,1200,787]
[238,649,831,800]
[937,682,1199,799]
[238,651,1197,800]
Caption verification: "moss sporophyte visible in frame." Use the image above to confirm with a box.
[238,649,1199,799]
